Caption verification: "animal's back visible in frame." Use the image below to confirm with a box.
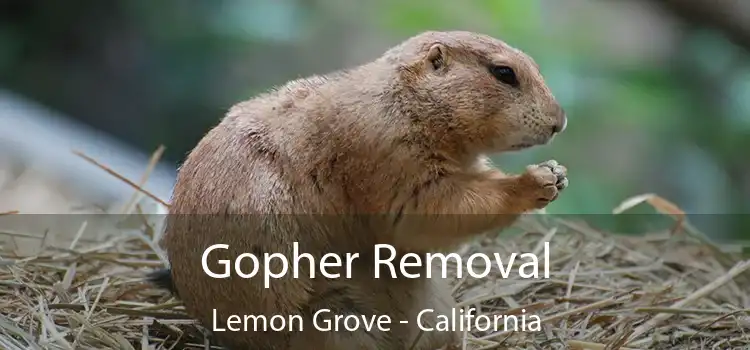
[161,76,391,349]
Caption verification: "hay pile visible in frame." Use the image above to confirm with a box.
[1,207,749,350]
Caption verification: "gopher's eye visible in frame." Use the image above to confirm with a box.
[489,65,519,87]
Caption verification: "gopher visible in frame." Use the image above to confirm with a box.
[149,30,568,349]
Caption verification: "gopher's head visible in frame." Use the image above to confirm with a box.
[383,31,566,154]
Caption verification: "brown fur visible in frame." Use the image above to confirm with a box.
[156,31,568,349]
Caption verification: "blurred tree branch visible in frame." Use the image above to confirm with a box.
[647,0,750,51]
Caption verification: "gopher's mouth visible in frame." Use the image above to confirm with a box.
[509,143,534,150]
[509,134,556,150]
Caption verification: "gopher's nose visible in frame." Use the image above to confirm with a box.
[552,109,567,134]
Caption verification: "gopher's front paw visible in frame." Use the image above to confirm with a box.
[519,160,568,209]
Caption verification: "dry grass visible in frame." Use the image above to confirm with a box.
[1,151,750,349]
[2,211,749,350]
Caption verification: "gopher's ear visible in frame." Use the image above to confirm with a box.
[424,43,447,71]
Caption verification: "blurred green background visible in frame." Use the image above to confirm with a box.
[1,0,749,239]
